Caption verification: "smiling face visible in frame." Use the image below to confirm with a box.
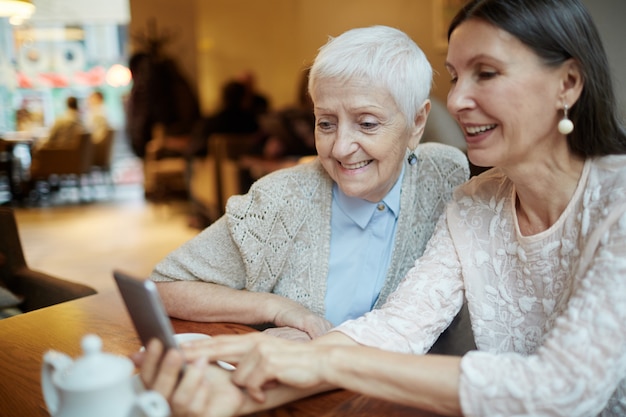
[312,76,424,203]
[446,19,568,169]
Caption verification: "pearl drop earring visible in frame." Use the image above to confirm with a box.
[558,104,574,135]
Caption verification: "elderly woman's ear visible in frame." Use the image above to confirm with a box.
[409,100,431,149]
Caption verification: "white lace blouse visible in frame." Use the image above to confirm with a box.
[335,155,626,416]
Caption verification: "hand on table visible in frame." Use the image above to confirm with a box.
[271,301,333,339]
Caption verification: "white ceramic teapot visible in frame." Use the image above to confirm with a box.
[41,334,170,417]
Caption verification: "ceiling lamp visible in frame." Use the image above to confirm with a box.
[0,0,35,24]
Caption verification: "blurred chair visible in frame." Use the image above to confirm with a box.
[0,207,97,317]
[29,132,94,200]
[189,133,259,224]
[90,129,115,189]
[0,137,33,204]
[0,139,10,204]
[0,139,8,175]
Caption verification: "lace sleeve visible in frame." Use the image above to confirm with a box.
[334,212,465,354]
[459,210,626,417]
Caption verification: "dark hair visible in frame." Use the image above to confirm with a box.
[66,96,78,110]
[448,0,626,157]
[221,81,247,109]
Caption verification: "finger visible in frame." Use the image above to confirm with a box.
[152,348,185,399]
[130,350,145,367]
[185,378,211,417]
[202,366,248,417]
[140,339,164,387]
[170,358,207,416]
[182,333,267,364]
[230,342,284,402]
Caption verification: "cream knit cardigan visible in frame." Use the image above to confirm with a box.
[151,142,470,317]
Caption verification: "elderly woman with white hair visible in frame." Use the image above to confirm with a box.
[149,25,470,346]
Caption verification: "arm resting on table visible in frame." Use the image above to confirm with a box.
[200,331,462,416]
[156,281,331,338]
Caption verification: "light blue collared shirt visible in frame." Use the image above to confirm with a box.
[324,166,404,326]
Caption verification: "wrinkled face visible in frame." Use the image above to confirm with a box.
[312,77,419,203]
[446,19,564,169]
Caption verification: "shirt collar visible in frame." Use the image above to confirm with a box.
[333,164,404,229]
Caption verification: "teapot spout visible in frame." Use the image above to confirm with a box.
[41,350,73,416]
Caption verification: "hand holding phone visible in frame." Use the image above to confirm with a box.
[114,270,236,371]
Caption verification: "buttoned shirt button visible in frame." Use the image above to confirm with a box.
[377,203,386,211]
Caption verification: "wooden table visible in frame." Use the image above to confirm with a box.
[0,290,443,417]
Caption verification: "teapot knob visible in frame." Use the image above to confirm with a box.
[81,334,102,355]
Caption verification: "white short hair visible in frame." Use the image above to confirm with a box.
[309,25,432,125]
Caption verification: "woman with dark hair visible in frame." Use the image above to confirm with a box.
[134,1,626,415]
[447,0,626,158]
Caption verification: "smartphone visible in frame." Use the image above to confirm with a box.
[113,269,179,352]
[113,270,236,371]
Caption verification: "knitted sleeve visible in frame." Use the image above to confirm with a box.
[224,162,332,312]
[150,215,248,288]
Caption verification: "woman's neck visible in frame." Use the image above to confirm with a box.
[509,156,585,236]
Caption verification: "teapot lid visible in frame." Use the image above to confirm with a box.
[56,334,134,391]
